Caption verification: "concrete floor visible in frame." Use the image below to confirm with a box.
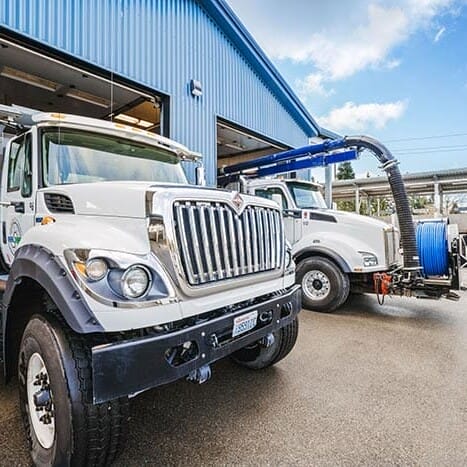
[1,293,466,466]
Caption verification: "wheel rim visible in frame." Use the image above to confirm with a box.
[27,352,55,449]
[302,270,331,301]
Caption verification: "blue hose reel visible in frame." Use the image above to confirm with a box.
[416,220,449,277]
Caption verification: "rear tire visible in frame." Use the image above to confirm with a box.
[296,256,350,312]
[18,315,129,467]
[231,318,299,370]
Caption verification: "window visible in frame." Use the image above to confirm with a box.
[286,181,327,209]
[7,133,32,196]
[22,135,33,197]
[41,128,187,186]
[254,187,288,210]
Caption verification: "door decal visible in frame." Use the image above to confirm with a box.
[8,219,22,254]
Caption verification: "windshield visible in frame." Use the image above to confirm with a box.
[41,128,187,186]
[286,181,327,209]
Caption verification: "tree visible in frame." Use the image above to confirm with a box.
[336,162,355,180]
[409,195,429,210]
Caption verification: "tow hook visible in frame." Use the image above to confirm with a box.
[186,364,212,384]
[259,310,273,323]
[259,333,275,348]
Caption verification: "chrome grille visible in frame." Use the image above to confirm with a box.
[173,201,284,285]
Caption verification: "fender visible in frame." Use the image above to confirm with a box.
[293,245,352,273]
[3,244,104,334]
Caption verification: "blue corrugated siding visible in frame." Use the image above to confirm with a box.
[0,0,313,184]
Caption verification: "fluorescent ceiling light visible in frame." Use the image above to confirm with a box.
[115,113,139,124]
[65,89,109,108]
[0,66,59,92]
[224,142,245,151]
[115,113,154,129]
[138,119,153,128]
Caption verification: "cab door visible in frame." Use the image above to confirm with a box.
[253,186,301,244]
[1,131,36,266]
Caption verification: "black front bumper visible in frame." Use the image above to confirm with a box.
[92,285,301,403]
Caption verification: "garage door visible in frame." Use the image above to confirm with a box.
[217,118,288,168]
[0,35,164,134]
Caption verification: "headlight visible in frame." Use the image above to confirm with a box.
[359,251,378,267]
[121,265,152,299]
[85,258,108,281]
[64,249,171,306]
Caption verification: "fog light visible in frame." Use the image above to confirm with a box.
[121,265,151,298]
[85,258,108,281]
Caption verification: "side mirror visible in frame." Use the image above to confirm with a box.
[195,166,206,186]
[283,209,302,219]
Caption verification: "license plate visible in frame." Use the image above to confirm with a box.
[232,310,258,338]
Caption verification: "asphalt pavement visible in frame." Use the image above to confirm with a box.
[1,292,466,466]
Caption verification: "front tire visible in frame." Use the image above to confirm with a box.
[296,256,350,312]
[18,315,129,467]
[231,318,299,370]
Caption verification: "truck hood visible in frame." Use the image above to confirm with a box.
[321,208,391,229]
[39,181,275,218]
[295,207,398,270]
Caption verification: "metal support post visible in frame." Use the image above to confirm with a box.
[434,181,441,216]
[325,165,333,208]
[355,186,360,213]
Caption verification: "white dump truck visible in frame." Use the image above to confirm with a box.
[0,105,300,466]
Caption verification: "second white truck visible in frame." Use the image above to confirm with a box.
[219,136,462,313]
[246,178,399,311]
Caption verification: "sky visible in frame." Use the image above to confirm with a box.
[226,0,467,181]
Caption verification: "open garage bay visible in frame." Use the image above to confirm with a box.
[1,293,466,466]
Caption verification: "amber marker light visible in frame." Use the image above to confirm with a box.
[74,262,87,277]
[41,216,56,225]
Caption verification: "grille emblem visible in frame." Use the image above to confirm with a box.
[232,192,244,212]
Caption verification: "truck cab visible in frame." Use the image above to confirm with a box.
[0,107,300,465]
[247,178,399,312]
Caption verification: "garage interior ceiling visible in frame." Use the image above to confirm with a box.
[217,120,287,167]
[0,38,161,132]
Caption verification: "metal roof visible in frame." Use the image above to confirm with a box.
[0,0,319,183]
[333,167,467,199]
[199,0,320,136]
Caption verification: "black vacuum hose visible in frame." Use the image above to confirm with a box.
[344,136,420,272]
